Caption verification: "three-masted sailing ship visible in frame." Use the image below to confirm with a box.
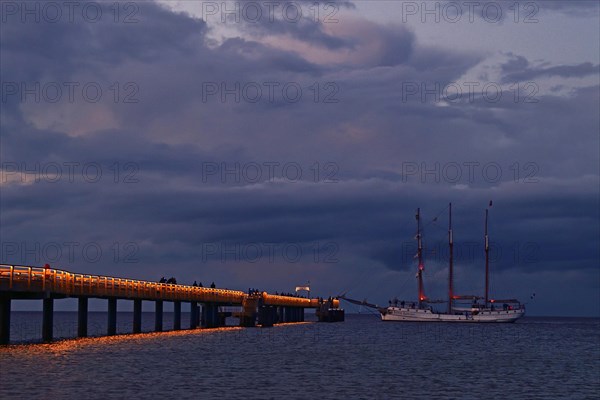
[343,203,525,323]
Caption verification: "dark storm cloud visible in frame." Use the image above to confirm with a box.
[500,55,599,83]
[234,5,354,50]
[218,36,323,73]
[0,2,208,79]
[535,0,600,16]
[1,1,598,314]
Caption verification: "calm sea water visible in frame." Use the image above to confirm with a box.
[1,313,598,399]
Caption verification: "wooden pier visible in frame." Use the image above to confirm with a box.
[0,264,344,344]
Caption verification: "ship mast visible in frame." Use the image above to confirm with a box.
[448,202,453,314]
[416,208,426,305]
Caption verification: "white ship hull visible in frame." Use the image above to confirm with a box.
[380,306,525,323]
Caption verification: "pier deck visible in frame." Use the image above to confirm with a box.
[0,264,343,344]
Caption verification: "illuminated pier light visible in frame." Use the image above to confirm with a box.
[0,264,344,344]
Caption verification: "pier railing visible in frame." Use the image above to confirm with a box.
[0,264,311,306]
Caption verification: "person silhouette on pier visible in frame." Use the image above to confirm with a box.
[192,281,198,287]
[210,282,216,288]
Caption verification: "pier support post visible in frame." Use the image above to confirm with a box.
[300,308,304,322]
[133,299,142,333]
[258,306,270,327]
[202,304,220,328]
[173,301,181,331]
[258,306,278,327]
[155,300,163,332]
[0,297,11,345]
[107,298,117,336]
[283,307,289,323]
[42,298,54,342]
[213,305,221,327]
[219,311,227,327]
[77,297,88,338]
[190,302,198,329]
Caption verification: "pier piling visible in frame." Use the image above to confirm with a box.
[133,299,142,333]
[77,297,88,338]
[107,298,117,336]
[173,301,181,331]
[0,297,10,345]
[42,298,54,342]
[258,305,275,327]
[190,301,198,329]
[155,300,163,332]
[202,304,221,328]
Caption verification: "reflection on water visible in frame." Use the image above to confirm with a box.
[7,311,243,343]
[1,315,599,399]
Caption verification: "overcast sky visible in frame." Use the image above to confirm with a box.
[1,1,598,316]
